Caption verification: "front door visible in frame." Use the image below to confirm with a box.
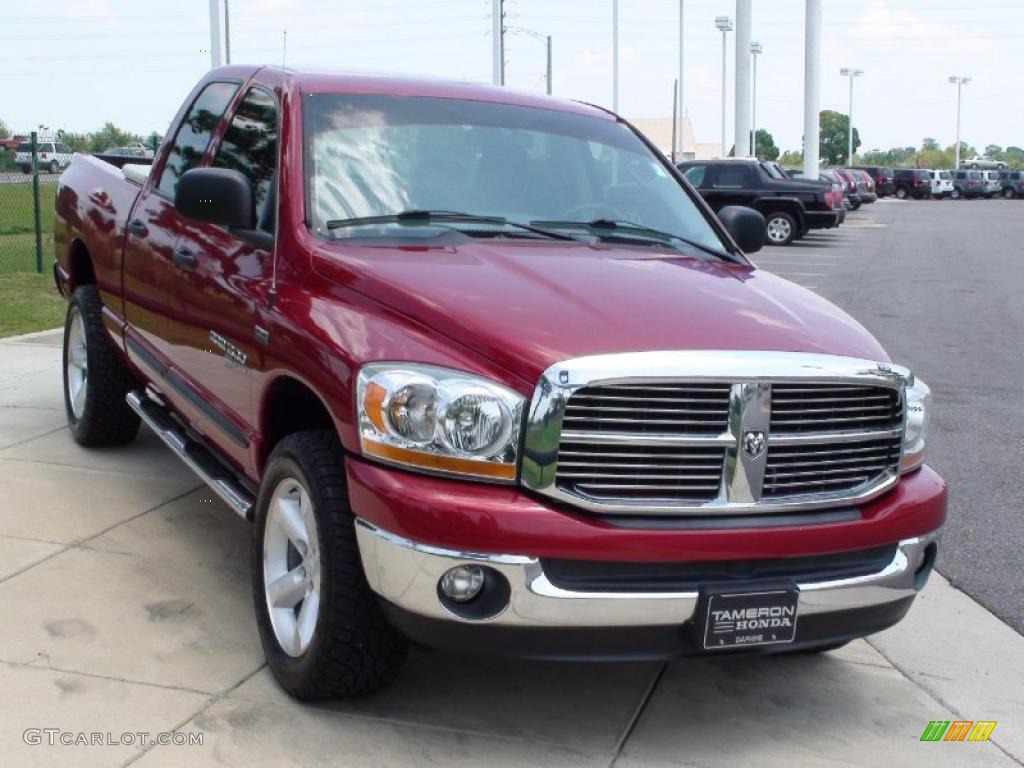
[167,86,279,469]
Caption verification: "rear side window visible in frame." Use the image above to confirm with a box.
[681,164,706,186]
[212,87,278,233]
[969,171,981,180]
[157,81,239,198]
[712,165,748,188]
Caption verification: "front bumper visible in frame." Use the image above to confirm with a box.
[356,520,940,658]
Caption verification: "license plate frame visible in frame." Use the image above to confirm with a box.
[702,589,799,650]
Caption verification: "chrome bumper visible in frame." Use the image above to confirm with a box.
[355,519,941,628]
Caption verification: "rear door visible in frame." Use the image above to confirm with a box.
[702,163,751,210]
[167,85,279,466]
[122,80,239,385]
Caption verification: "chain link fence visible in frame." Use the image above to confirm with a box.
[0,132,55,275]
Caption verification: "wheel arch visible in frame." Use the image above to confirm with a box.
[66,238,96,294]
[258,374,342,472]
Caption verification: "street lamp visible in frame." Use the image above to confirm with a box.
[840,67,863,165]
[715,15,733,156]
[949,76,971,169]
[509,27,553,95]
[750,41,762,158]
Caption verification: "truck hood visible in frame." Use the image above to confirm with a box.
[312,240,889,385]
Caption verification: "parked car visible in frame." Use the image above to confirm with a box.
[101,144,155,159]
[852,166,895,197]
[678,158,840,245]
[997,169,1024,198]
[818,169,856,211]
[979,170,1002,198]
[951,169,985,199]
[892,169,932,199]
[14,140,73,174]
[784,168,847,224]
[54,67,944,699]
[964,156,1005,170]
[832,169,863,210]
[927,170,954,199]
[848,169,877,203]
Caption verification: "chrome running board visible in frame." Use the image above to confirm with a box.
[126,391,254,519]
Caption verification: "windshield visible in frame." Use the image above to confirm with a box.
[304,93,726,252]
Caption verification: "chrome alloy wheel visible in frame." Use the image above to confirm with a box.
[766,216,792,244]
[65,306,88,419]
[263,478,322,657]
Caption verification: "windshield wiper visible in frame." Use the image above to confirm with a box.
[326,210,582,242]
[531,218,740,263]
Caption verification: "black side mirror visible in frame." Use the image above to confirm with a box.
[717,205,766,254]
[175,168,255,229]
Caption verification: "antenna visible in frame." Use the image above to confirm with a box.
[282,30,287,69]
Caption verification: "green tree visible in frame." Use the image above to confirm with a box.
[819,110,860,165]
[984,144,1003,159]
[778,150,802,167]
[87,122,143,153]
[922,137,939,151]
[0,118,9,140]
[754,129,779,161]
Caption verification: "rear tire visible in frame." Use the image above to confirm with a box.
[63,285,140,446]
[252,430,408,700]
[764,212,797,246]
[48,160,58,174]
[894,187,908,199]
[1003,188,1015,199]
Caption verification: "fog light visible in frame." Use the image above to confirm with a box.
[440,565,485,603]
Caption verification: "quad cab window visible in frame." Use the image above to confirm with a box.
[157,81,239,198]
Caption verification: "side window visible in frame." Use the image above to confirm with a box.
[212,87,278,233]
[157,81,239,199]
[712,165,748,188]
[681,165,706,186]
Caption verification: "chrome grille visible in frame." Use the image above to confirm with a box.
[763,436,902,497]
[526,352,910,516]
[556,441,726,502]
[771,384,903,433]
[562,383,731,436]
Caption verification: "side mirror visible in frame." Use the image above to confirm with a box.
[717,205,766,254]
[175,168,255,229]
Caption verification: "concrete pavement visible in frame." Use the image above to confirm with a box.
[0,326,1021,766]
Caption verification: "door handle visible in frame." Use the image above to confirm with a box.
[172,246,199,270]
[126,218,148,237]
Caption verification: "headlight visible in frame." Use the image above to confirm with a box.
[356,363,525,482]
[900,376,930,473]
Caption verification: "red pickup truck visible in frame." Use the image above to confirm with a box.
[53,66,945,700]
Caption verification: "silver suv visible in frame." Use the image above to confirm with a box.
[965,155,1006,170]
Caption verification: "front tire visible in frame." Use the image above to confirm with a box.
[252,430,408,700]
[63,285,140,446]
[764,212,797,246]
[48,160,59,174]
[1003,188,1015,199]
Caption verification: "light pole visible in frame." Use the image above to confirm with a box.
[949,76,971,169]
[510,27,553,95]
[492,0,504,85]
[715,15,733,156]
[676,0,684,162]
[750,41,762,158]
[840,68,863,164]
[613,0,619,111]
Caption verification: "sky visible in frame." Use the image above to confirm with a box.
[3,0,1024,154]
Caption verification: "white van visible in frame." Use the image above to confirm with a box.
[14,141,74,174]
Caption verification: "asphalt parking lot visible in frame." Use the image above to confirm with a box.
[1,200,1022,767]
[753,197,1024,634]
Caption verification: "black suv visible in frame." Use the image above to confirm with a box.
[951,169,985,199]
[997,170,1024,199]
[852,166,895,197]
[677,159,839,246]
[892,169,932,199]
